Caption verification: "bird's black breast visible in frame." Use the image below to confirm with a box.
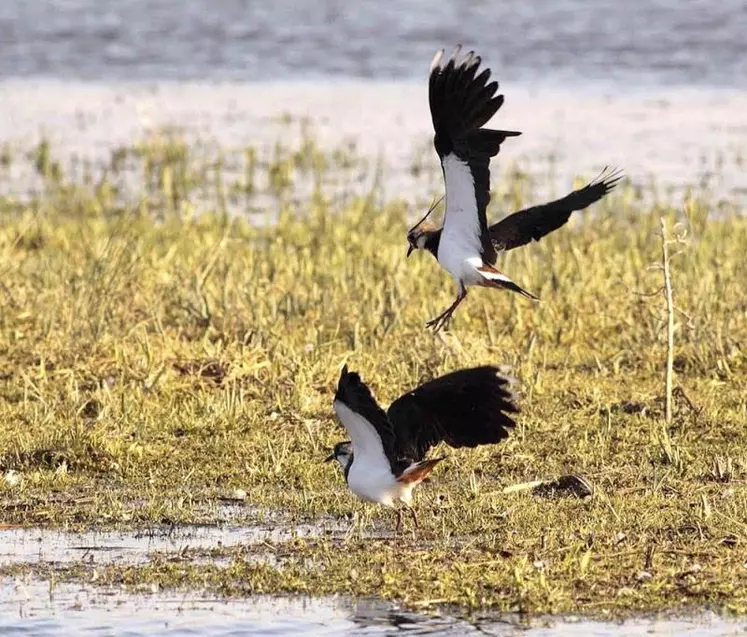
[434,132,452,158]
[424,231,441,258]
[344,458,352,483]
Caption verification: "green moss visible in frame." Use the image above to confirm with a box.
[0,133,745,617]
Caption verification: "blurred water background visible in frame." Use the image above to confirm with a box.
[0,0,746,200]
[1,0,745,87]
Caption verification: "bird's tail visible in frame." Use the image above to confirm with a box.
[477,264,539,301]
[396,457,445,485]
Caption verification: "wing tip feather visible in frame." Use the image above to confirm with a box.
[429,48,445,73]
[428,44,516,140]
[448,43,463,65]
[592,165,626,191]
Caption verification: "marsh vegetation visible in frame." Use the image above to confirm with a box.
[0,129,745,617]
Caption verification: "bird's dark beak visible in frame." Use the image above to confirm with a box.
[324,452,335,463]
[406,244,414,258]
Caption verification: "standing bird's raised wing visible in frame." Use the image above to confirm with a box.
[333,365,406,476]
[386,366,520,463]
[490,167,624,252]
[430,45,522,265]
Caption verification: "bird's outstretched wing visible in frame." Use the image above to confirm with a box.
[429,45,521,264]
[386,366,520,462]
[333,365,404,476]
[490,167,624,252]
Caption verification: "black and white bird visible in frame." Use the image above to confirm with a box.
[325,364,520,532]
[406,45,624,332]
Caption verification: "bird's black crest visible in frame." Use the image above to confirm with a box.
[332,440,351,455]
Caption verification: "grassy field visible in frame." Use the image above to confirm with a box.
[1,131,746,617]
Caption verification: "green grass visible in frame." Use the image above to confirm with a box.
[1,131,746,617]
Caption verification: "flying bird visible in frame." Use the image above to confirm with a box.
[407,45,624,332]
[326,364,520,532]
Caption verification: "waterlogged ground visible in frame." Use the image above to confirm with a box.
[1,526,746,635]
[0,124,746,633]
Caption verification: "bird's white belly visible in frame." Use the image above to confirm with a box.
[347,461,409,507]
[437,240,485,287]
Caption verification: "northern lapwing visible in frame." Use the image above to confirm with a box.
[406,45,624,332]
[326,364,520,532]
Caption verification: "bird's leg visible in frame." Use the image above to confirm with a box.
[426,286,467,333]
[408,506,419,537]
[394,508,403,536]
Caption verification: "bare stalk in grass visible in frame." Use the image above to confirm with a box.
[660,218,675,425]
[659,218,690,425]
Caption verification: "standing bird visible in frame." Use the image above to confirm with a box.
[407,45,624,332]
[326,364,520,532]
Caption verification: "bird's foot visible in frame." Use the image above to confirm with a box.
[393,508,420,540]
[394,509,403,536]
[425,290,466,333]
[408,507,419,540]
[425,310,453,333]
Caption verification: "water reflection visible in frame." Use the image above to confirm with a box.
[0,579,742,636]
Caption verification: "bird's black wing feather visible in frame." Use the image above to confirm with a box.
[490,167,624,252]
[429,46,521,263]
[333,366,406,475]
[387,366,520,462]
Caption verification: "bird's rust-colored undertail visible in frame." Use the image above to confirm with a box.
[396,457,445,484]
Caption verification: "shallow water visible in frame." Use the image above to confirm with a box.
[1,0,746,89]
[0,522,349,566]
[0,579,744,636]
[0,527,745,635]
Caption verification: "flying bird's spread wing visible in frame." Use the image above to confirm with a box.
[386,366,520,462]
[489,167,624,252]
[333,366,406,476]
[429,46,521,264]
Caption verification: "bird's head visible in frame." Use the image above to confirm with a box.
[406,195,443,257]
[406,227,430,257]
[324,440,353,470]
